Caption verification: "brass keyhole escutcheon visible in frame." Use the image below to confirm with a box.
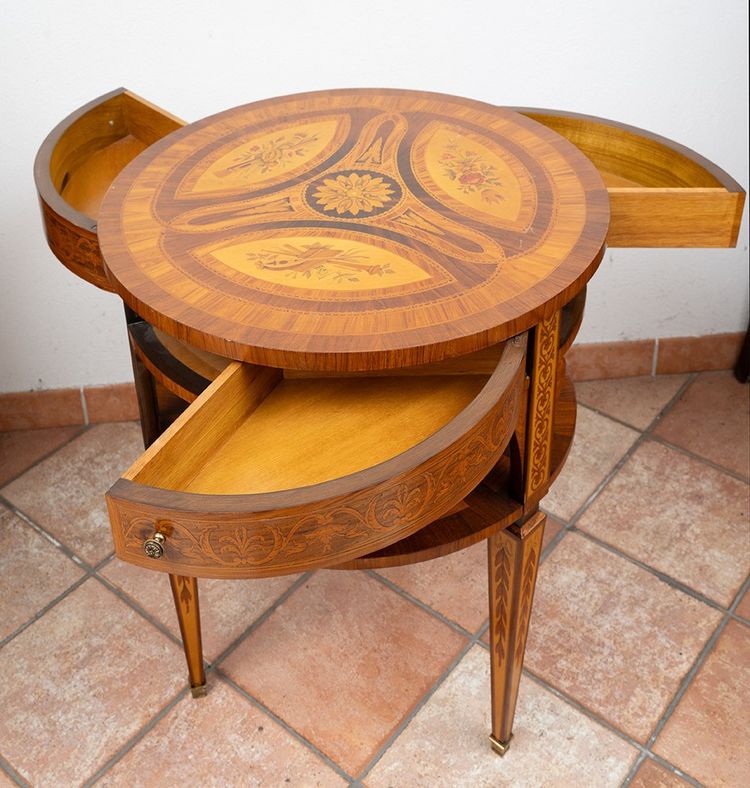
[143,532,166,559]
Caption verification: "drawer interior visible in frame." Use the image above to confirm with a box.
[128,361,491,496]
[520,109,745,247]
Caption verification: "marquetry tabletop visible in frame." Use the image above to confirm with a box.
[99,89,609,371]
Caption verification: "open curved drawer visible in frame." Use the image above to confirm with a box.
[106,336,526,579]
[518,108,745,247]
[34,88,184,289]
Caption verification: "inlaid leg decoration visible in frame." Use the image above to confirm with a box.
[487,511,545,755]
[169,574,207,697]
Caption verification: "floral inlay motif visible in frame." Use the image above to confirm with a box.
[440,138,504,204]
[217,131,320,178]
[309,170,399,216]
[246,242,394,284]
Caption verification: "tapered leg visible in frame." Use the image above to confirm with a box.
[169,574,207,697]
[487,511,545,754]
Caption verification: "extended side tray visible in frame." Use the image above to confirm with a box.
[519,108,745,247]
[33,88,184,289]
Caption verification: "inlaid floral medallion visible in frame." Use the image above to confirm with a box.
[305,170,402,218]
[100,89,608,369]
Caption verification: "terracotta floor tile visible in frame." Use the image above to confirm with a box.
[575,375,688,430]
[654,371,750,478]
[98,679,345,787]
[524,533,721,741]
[0,425,82,486]
[578,441,750,606]
[101,559,300,660]
[542,405,639,520]
[735,586,750,620]
[366,645,636,786]
[376,541,488,631]
[377,515,566,634]
[0,769,16,786]
[541,513,565,552]
[630,758,692,787]
[0,505,84,641]
[654,620,750,786]
[0,579,184,785]
[1,422,144,565]
[222,571,465,776]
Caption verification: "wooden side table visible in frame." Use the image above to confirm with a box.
[34,88,745,757]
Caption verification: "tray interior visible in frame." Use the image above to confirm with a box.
[49,92,181,220]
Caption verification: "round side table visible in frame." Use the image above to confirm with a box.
[33,87,744,758]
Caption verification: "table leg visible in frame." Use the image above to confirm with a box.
[487,511,545,754]
[169,574,207,698]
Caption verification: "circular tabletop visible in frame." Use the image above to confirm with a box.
[99,89,609,371]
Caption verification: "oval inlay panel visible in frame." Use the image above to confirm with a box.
[99,89,609,370]
[210,233,431,292]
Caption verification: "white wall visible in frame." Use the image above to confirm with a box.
[1,0,747,392]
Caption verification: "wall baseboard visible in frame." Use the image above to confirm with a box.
[0,331,744,431]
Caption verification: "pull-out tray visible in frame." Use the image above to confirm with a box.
[519,108,745,247]
[106,337,526,578]
[34,88,184,289]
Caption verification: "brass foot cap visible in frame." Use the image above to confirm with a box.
[489,733,512,756]
[190,684,208,699]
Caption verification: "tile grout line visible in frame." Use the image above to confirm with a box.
[81,688,190,787]
[651,338,659,377]
[79,386,90,426]
[623,752,705,788]
[2,369,740,785]
[209,571,313,670]
[213,567,487,785]
[619,610,734,787]
[0,572,92,650]
[570,528,730,613]
[520,669,705,788]
[0,423,89,489]
[0,493,90,567]
[538,371,730,786]
[80,572,315,786]
[554,372,697,532]
[366,569,477,638]
[647,433,750,484]
[203,567,482,782]
[92,573,184,648]
[217,670,357,785]
[0,493,123,651]
[552,373,746,611]
[356,632,483,782]
[0,753,30,788]
[640,572,750,753]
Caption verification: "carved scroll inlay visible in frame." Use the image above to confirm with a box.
[525,312,560,497]
[41,205,109,288]
[113,372,523,576]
